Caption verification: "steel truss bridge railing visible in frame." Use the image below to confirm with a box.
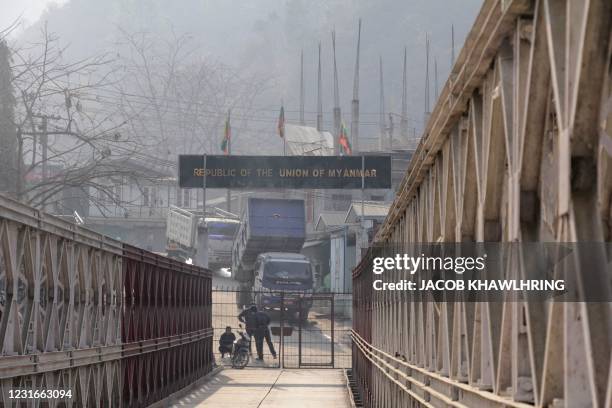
[0,194,213,407]
[351,330,536,408]
[353,0,612,407]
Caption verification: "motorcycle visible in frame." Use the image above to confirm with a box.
[231,324,251,369]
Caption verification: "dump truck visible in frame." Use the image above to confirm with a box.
[165,206,199,262]
[207,216,240,270]
[166,206,239,269]
[232,198,312,315]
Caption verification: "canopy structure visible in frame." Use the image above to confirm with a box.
[285,124,334,156]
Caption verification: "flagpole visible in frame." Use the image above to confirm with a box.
[201,153,208,268]
[280,100,287,200]
[226,109,231,212]
[281,99,286,156]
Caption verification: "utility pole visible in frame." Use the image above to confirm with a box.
[226,109,231,213]
[434,57,439,101]
[424,33,431,124]
[300,49,305,126]
[388,114,394,151]
[332,30,341,155]
[200,154,208,268]
[281,100,286,157]
[16,126,22,199]
[379,56,386,151]
[351,19,361,154]
[401,46,408,145]
[18,114,79,208]
[41,115,48,184]
[316,42,323,132]
[0,40,18,196]
[31,113,52,211]
[315,42,325,217]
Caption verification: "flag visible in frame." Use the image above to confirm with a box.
[220,111,231,154]
[277,105,285,138]
[339,122,352,155]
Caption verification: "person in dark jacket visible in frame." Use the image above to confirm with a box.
[218,326,236,358]
[254,310,276,360]
[237,305,258,354]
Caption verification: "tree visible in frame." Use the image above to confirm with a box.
[2,23,272,215]
[5,25,152,212]
[0,39,18,195]
[112,28,272,157]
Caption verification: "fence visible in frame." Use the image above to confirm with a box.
[352,0,612,407]
[0,195,213,407]
[211,288,351,369]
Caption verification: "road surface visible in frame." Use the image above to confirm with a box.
[170,368,351,407]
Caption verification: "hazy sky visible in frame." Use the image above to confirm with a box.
[1,0,67,34]
[4,0,483,153]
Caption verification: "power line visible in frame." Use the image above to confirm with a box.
[59,81,426,122]
[78,98,415,130]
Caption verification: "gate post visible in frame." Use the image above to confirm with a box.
[298,297,303,366]
[280,292,284,369]
[331,293,335,367]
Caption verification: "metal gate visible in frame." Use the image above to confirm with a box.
[212,288,351,369]
[286,294,333,368]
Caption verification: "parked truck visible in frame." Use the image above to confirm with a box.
[166,206,199,262]
[232,198,313,316]
[207,216,240,271]
[166,206,239,269]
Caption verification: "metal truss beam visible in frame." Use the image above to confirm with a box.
[354,0,612,407]
[0,195,213,407]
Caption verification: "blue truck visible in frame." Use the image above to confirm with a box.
[232,198,313,316]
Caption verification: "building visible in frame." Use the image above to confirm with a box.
[57,158,234,252]
[345,201,390,262]
[302,201,389,293]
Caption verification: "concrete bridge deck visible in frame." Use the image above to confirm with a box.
[169,368,351,408]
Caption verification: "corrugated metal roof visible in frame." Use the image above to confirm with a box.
[345,201,390,222]
[315,211,347,231]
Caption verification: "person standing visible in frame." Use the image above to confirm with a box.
[255,309,277,359]
[237,305,258,355]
